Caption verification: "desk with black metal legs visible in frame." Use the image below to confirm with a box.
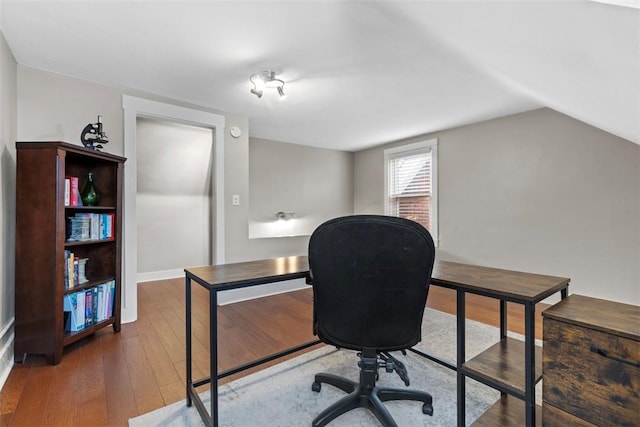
[184,256,317,427]
[184,256,569,427]
[428,261,570,427]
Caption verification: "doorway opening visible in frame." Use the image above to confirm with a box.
[122,96,225,323]
[136,117,213,282]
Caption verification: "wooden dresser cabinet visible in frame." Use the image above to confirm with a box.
[542,294,639,426]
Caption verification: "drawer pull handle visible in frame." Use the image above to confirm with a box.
[590,344,640,367]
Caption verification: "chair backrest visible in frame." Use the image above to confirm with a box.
[308,215,436,352]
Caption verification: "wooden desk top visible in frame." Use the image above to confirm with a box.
[431,260,570,303]
[186,256,569,303]
[185,256,309,291]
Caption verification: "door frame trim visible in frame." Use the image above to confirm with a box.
[122,95,225,323]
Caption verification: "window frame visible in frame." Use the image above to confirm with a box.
[384,138,439,246]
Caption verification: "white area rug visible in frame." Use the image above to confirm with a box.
[129,308,541,426]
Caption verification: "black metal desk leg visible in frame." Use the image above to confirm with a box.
[210,289,219,427]
[499,300,507,340]
[186,275,192,407]
[457,290,466,427]
[499,300,508,398]
[524,302,535,427]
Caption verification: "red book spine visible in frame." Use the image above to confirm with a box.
[69,176,79,206]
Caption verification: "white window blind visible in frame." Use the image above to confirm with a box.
[384,139,438,244]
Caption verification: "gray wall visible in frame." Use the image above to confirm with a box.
[355,108,640,305]
[0,29,17,386]
[249,137,354,239]
[136,117,213,276]
[17,66,125,153]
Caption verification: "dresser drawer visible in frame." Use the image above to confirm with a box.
[542,402,595,427]
[543,318,640,426]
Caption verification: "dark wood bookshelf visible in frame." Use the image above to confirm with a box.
[14,141,126,365]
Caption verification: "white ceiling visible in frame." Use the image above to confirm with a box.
[1,0,638,151]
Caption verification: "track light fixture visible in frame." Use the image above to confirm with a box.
[250,71,286,99]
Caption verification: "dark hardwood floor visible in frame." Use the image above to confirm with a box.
[0,279,548,426]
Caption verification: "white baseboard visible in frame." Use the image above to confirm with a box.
[218,278,308,305]
[137,269,183,283]
[0,318,15,391]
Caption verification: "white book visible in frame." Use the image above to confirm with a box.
[105,214,113,239]
[78,258,89,284]
[92,213,100,240]
[75,291,85,331]
[97,285,105,322]
[63,294,74,332]
[64,178,70,206]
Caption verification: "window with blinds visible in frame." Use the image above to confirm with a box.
[384,139,438,244]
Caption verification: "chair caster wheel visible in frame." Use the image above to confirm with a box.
[312,382,321,392]
[422,404,433,416]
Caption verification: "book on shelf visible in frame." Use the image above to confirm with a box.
[64,250,70,289]
[65,176,81,207]
[67,215,90,241]
[64,178,70,206]
[84,290,93,328]
[63,292,85,333]
[63,294,77,332]
[77,291,85,330]
[67,213,115,242]
[78,258,89,284]
[73,258,79,288]
[67,251,75,289]
[106,213,114,239]
[92,287,98,324]
[97,286,104,324]
[64,292,79,332]
[103,281,115,321]
[64,251,89,289]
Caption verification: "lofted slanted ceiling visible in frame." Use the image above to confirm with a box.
[1,0,638,151]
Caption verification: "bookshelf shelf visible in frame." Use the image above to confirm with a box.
[15,141,126,365]
[64,238,116,247]
[62,317,116,346]
[66,206,116,211]
[62,276,116,295]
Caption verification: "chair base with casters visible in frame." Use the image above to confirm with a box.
[311,348,433,427]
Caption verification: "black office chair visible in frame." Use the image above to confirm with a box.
[308,215,436,427]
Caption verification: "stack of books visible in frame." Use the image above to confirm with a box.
[64,176,82,207]
[67,213,115,242]
[67,215,91,241]
[64,251,90,289]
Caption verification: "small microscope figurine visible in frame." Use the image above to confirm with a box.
[80,115,109,151]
